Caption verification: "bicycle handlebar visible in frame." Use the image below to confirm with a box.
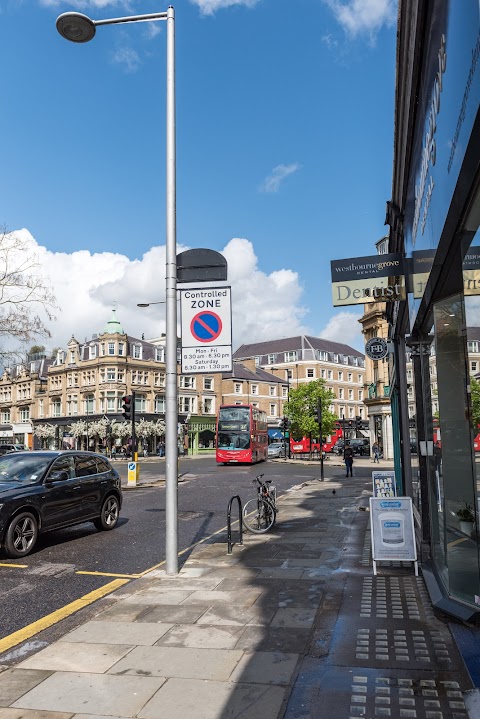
[253,474,271,485]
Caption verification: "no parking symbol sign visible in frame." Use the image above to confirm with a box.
[180,287,232,374]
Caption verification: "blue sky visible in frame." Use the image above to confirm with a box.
[0,0,397,352]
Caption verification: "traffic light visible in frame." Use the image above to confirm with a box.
[348,419,354,428]
[281,416,289,432]
[355,416,362,430]
[122,395,133,421]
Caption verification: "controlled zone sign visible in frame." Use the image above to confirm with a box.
[180,286,232,373]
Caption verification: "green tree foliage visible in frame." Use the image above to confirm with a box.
[470,376,480,430]
[28,345,45,356]
[285,379,336,439]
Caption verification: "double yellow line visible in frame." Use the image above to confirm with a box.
[0,512,245,655]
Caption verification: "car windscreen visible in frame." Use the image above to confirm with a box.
[0,455,52,485]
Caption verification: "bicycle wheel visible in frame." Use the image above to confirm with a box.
[243,498,276,533]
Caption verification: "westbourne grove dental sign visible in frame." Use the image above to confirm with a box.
[331,253,406,307]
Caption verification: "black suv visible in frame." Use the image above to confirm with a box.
[349,438,370,456]
[0,451,122,558]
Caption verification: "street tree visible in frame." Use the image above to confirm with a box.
[28,345,46,357]
[285,379,337,444]
[470,376,480,430]
[0,227,57,363]
[33,423,57,448]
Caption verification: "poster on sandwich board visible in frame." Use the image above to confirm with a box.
[369,497,417,576]
[372,470,397,498]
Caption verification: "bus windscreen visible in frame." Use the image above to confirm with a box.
[217,407,251,450]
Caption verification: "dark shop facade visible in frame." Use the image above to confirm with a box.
[387,0,480,621]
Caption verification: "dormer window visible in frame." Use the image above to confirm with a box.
[89,344,97,359]
[155,346,165,362]
[133,344,142,359]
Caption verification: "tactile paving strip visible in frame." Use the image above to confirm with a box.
[360,576,436,621]
[283,663,470,719]
[355,628,453,665]
[330,576,463,672]
[348,676,467,718]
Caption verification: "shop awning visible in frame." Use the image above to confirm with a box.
[268,428,284,439]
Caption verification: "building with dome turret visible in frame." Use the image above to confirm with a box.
[0,310,221,453]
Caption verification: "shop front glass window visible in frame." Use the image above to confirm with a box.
[435,291,480,605]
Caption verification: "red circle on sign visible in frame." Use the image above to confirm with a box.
[190,311,223,343]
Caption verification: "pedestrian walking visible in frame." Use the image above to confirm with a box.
[344,442,354,477]
[372,441,380,463]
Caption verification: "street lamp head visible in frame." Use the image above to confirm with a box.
[56,12,96,43]
[137,303,151,308]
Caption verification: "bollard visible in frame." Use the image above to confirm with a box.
[227,495,243,555]
[127,461,137,487]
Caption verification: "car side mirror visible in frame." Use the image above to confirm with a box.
[47,470,69,483]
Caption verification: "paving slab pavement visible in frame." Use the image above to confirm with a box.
[0,463,476,719]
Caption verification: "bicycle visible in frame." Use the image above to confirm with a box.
[242,474,277,533]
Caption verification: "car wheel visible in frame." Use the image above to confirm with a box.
[94,495,120,531]
[4,512,38,558]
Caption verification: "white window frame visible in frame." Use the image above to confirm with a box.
[203,397,215,414]
[155,394,166,413]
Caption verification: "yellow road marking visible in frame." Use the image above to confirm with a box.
[0,563,28,568]
[76,571,142,578]
[136,504,249,576]
[77,486,282,578]
[0,578,129,655]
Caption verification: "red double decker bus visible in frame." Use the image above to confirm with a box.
[216,404,268,464]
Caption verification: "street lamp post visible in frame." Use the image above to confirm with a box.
[56,6,179,575]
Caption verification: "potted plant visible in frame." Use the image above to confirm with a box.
[456,503,475,535]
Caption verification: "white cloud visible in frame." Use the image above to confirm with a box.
[321,34,339,49]
[259,163,301,194]
[10,231,308,352]
[111,46,141,73]
[190,0,262,16]
[323,0,396,38]
[319,310,364,350]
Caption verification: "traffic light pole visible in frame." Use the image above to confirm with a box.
[131,391,137,460]
[318,397,324,481]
